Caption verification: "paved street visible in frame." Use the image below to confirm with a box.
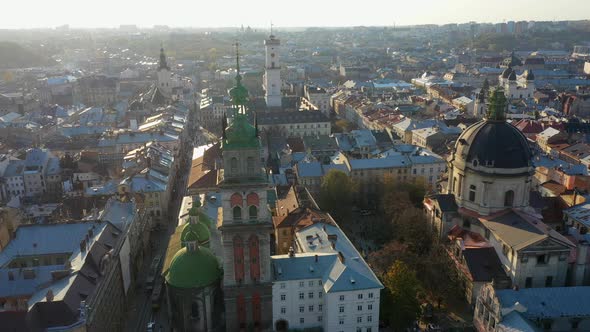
[124,117,197,332]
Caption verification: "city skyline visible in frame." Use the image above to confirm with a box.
[2,0,590,29]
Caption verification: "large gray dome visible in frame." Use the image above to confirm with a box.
[454,120,532,169]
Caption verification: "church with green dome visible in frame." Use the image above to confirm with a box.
[162,200,224,332]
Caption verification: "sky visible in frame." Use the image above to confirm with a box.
[2,0,590,29]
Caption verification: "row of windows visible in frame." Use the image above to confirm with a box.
[339,293,374,301]
[296,280,322,288]
[339,304,374,312]
[298,291,322,300]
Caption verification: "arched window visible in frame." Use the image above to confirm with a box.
[252,293,261,327]
[233,206,242,220]
[233,236,244,283]
[237,293,246,328]
[231,193,243,207]
[469,185,476,202]
[247,192,259,207]
[230,157,238,174]
[247,157,255,174]
[249,235,260,282]
[249,206,258,219]
[191,301,200,320]
[504,190,515,207]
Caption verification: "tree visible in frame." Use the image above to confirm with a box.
[382,260,422,330]
[319,169,356,223]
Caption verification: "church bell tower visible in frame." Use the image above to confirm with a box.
[219,42,273,331]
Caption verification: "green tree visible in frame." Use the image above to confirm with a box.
[319,169,356,222]
[382,260,421,330]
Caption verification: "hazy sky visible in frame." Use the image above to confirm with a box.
[3,0,590,29]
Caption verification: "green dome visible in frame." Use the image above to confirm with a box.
[223,113,259,149]
[165,247,221,289]
[181,222,210,246]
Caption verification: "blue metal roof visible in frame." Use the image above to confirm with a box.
[496,287,590,319]
[297,162,323,177]
[349,155,410,170]
[272,223,383,293]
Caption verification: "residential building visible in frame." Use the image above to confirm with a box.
[474,284,590,332]
[271,223,383,332]
[256,111,331,138]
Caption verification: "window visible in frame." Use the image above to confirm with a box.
[299,306,304,313]
[368,315,373,322]
[233,206,242,220]
[504,190,514,207]
[358,294,363,300]
[339,306,344,313]
[469,185,476,202]
[299,281,304,287]
[318,280,322,286]
[248,205,258,219]
[299,292,304,299]
[280,283,286,289]
[309,305,314,312]
[308,292,314,299]
[537,254,547,265]
[368,292,373,299]
[318,304,323,312]
[308,281,314,287]
[300,317,304,324]
[357,305,362,311]
[339,295,345,301]
[280,307,286,314]
[318,292,322,298]
[543,320,552,330]
[280,294,286,301]
[318,316,323,322]
[367,328,372,332]
[545,276,553,287]
[247,157,255,174]
[357,328,362,332]
[368,304,373,310]
[230,157,238,173]
[525,277,533,288]
[572,320,580,329]
[357,316,362,323]
[339,319,344,325]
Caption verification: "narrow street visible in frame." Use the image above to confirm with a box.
[124,116,197,332]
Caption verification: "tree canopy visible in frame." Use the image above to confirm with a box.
[381,260,422,330]
[319,169,356,222]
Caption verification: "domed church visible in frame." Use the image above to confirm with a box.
[445,88,534,216]
[162,202,224,332]
[424,87,575,293]
[425,87,535,236]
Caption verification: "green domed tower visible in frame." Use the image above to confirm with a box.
[162,200,223,332]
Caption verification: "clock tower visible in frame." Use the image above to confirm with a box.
[263,33,282,109]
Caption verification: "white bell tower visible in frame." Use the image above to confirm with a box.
[263,32,282,109]
[157,47,172,96]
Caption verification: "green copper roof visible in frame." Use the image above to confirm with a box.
[181,221,210,246]
[223,113,260,149]
[487,87,507,122]
[165,247,221,289]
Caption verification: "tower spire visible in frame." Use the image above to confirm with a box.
[229,40,249,114]
[159,44,169,71]
[487,87,507,122]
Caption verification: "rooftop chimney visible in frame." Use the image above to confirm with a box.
[80,240,87,252]
[46,290,54,302]
[315,254,318,262]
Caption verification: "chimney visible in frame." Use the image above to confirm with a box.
[80,240,86,252]
[46,289,54,302]
[338,251,345,263]
[315,254,318,262]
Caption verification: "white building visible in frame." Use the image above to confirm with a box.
[304,85,331,116]
[263,35,282,108]
[271,223,383,332]
[498,67,535,100]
